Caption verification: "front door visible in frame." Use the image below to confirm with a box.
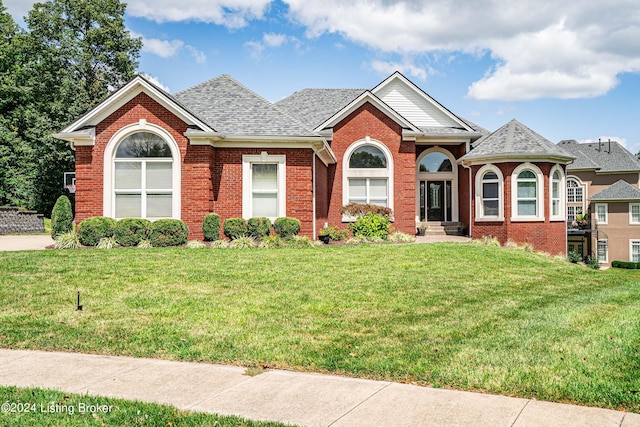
[420,180,452,222]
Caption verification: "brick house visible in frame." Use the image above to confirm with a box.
[54,72,574,254]
[557,140,640,266]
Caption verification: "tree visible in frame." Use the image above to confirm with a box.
[0,0,141,215]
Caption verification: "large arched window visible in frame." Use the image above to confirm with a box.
[475,164,504,220]
[511,163,544,221]
[419,152,452,172]
[104,122,181,220]
[566,177,585,223]
[342,138,393,215]
[114,132,173,219]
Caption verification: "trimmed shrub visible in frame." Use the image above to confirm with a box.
[611,260,640,269]
[51,195,73,238]
[341,202,392,218]
[349,212,391,239]
[202,213,220,241]
[114,218,151,247]
[223,218,248,240]
[77,216,117,246]
[273,217,301,239]
[247,217,272,239]
[54,231,79,249]
[149,219,189,247]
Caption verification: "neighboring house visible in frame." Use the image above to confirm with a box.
[54,72,573,254]
[558,140,640,266]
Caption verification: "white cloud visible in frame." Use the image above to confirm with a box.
[140,73,171,93]
[126,0,271,28]
[131,31,206,64]
[186,46,207,64]
[245,33,295,60]
[371,60,428,81]
[283,0,640,101]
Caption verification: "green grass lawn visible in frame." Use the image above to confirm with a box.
[0,243,638,412]
[0,386,291,426]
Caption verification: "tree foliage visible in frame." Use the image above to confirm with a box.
[0,0,141,215]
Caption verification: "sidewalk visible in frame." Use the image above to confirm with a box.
[0,235,54,251]
[0,349,637,427]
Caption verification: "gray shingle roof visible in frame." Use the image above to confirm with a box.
[274,88,366,130]
[173,75,315,136]
[557,140,640,172]
[590,180,640,201]
[462,119,574,161]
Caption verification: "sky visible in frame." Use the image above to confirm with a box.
[5,0,640,154]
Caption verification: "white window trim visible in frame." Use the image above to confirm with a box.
[103,120,181,220]
[595,203,608,225]
[242,152,286,221]
[630,203,640,225]
[567,176,585,204]
[630,239,640,262]
[474,164,504,221]
[597,239,608,264]
[549,165,565,221]
[511,163,544,222]
[342,137,394,221]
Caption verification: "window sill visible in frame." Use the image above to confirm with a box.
[475,217,504,222]
[510,217,545,222]
[550,217,565,222]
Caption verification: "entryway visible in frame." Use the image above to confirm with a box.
[419,180,452,222]
[416,148,458,223]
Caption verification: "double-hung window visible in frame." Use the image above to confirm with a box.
[597,240,608,263]
[631,240,640,262]
[242,153,286,220]
[630,203,640,224]
[475,165,503,220]
[595,203,608,225]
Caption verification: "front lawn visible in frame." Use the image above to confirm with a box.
[0,243,638,412]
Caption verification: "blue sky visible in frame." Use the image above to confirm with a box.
[6,0,640,153]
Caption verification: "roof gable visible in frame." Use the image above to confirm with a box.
[174,75,315,137]
[460,119,574,165]
[372,72,472,132]
[590,180,640,201]
[58,75,214,135]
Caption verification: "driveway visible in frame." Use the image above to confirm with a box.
[0,234,54,251]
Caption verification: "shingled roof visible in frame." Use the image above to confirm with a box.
[173,75,315,137]
[590,180,640,201]
[557,140,640,173]
[460,119,574,164]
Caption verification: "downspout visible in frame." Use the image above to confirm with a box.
[312,152,317,240]
[468,165,473,237]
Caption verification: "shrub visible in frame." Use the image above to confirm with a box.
[273,217,301,239]
[202,213,221,241]
[319,225,349,242]
[186,240,206,249]
[611,260,640,269]
[341,202,392,218]
[51,195,73,238]
[258,235,286,248]
[567,251,582,263]
[474,236,501,246]
[349,212,391,239]
[114,218,151,247]
[77,216,117,246]
[247,217,272,239]
[585,255,600,270]
[287,235,315,248]
[210,239,229,249]
[149,219,189,247]
[96,237,118,249]
[229,236,256,248]
[54,231,79,249]
[223,218,248,240]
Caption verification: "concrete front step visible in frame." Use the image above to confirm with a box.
[424,222,464,236]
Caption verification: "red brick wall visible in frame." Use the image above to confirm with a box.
[314,156,330,228]
[211,148,315,237]
[328,102,416,234]
[471,162,567,255]
[75,92,213,240]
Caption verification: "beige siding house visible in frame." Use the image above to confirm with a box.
[558,140,640,266]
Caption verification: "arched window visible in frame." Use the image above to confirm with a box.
[550,166,565,221]
[343,139,393,214]
[511,163,544,221]
[475,164,504,220]
[113,131,174,219]
[419,152,452,172]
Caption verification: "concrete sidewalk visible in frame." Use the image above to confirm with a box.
[0,235,54,251]
[0,350,637,426]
